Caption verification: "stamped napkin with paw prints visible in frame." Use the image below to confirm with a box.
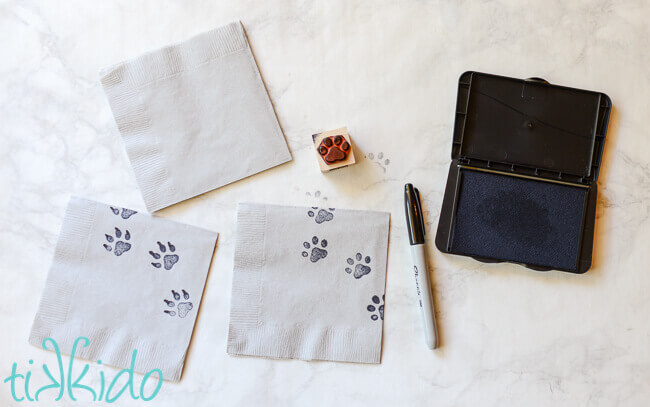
[29,197,218,382]
[227,203,390,363]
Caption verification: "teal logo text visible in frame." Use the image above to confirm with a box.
[4,337,163,403]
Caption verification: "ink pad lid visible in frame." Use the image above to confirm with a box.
[451,72,611,184]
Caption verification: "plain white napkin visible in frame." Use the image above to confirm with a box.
[29,197,218,382]
[227,203,390,363]
[100,21,291,212]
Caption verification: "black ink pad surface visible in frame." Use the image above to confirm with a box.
[435,72,611,273]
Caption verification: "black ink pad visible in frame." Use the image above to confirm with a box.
[435,72,611,273]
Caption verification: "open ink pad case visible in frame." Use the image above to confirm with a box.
[435,71,612,273]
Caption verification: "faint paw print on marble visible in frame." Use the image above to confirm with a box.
[305,190,328,203]
[103,227,131,256]
[367,152,390,172]
[301,236,328,263]
[163,289,193,318]
[307,207,335,224]
[367,295,384,321]
[110,206,137,219]
[149,241,179,270]
[345,253,372,279]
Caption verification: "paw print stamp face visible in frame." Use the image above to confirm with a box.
[110,206,137,219]
[307,207,335,224]
[368,152,390,172]
[103,227,131,256]
[318,135,350,164]
[163,289,193,318]
[345,253,372,279]
[149,241,179,270]
[367,295,384,321]
[301,236,328,263]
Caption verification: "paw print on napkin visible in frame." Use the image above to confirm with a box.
[103,227,131,256]
[149,241,179,270]
[163,289,193,318]
[109,206,137,219]
[301,236,328,263]
[345,253,372,279]
[307,207,335,224]
[367,295,384,321]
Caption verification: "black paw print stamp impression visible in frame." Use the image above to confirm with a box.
[163,289,193,318]
[302,236,328,263]
[103,227,131,256]
[346,253,372,279]
[307,207,335,224]
[149,241,179,270]
[110,206,137,219]
[367,295,384,321]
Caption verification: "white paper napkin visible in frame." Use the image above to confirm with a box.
[100,21,291,212]
[227,203,390,363]
[29,197,218,382]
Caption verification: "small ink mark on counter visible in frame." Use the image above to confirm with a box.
[368,152,390,172]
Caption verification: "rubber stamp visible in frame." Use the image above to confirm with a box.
[312,127,356,172]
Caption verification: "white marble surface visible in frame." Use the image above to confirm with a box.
[1,0,649,406]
